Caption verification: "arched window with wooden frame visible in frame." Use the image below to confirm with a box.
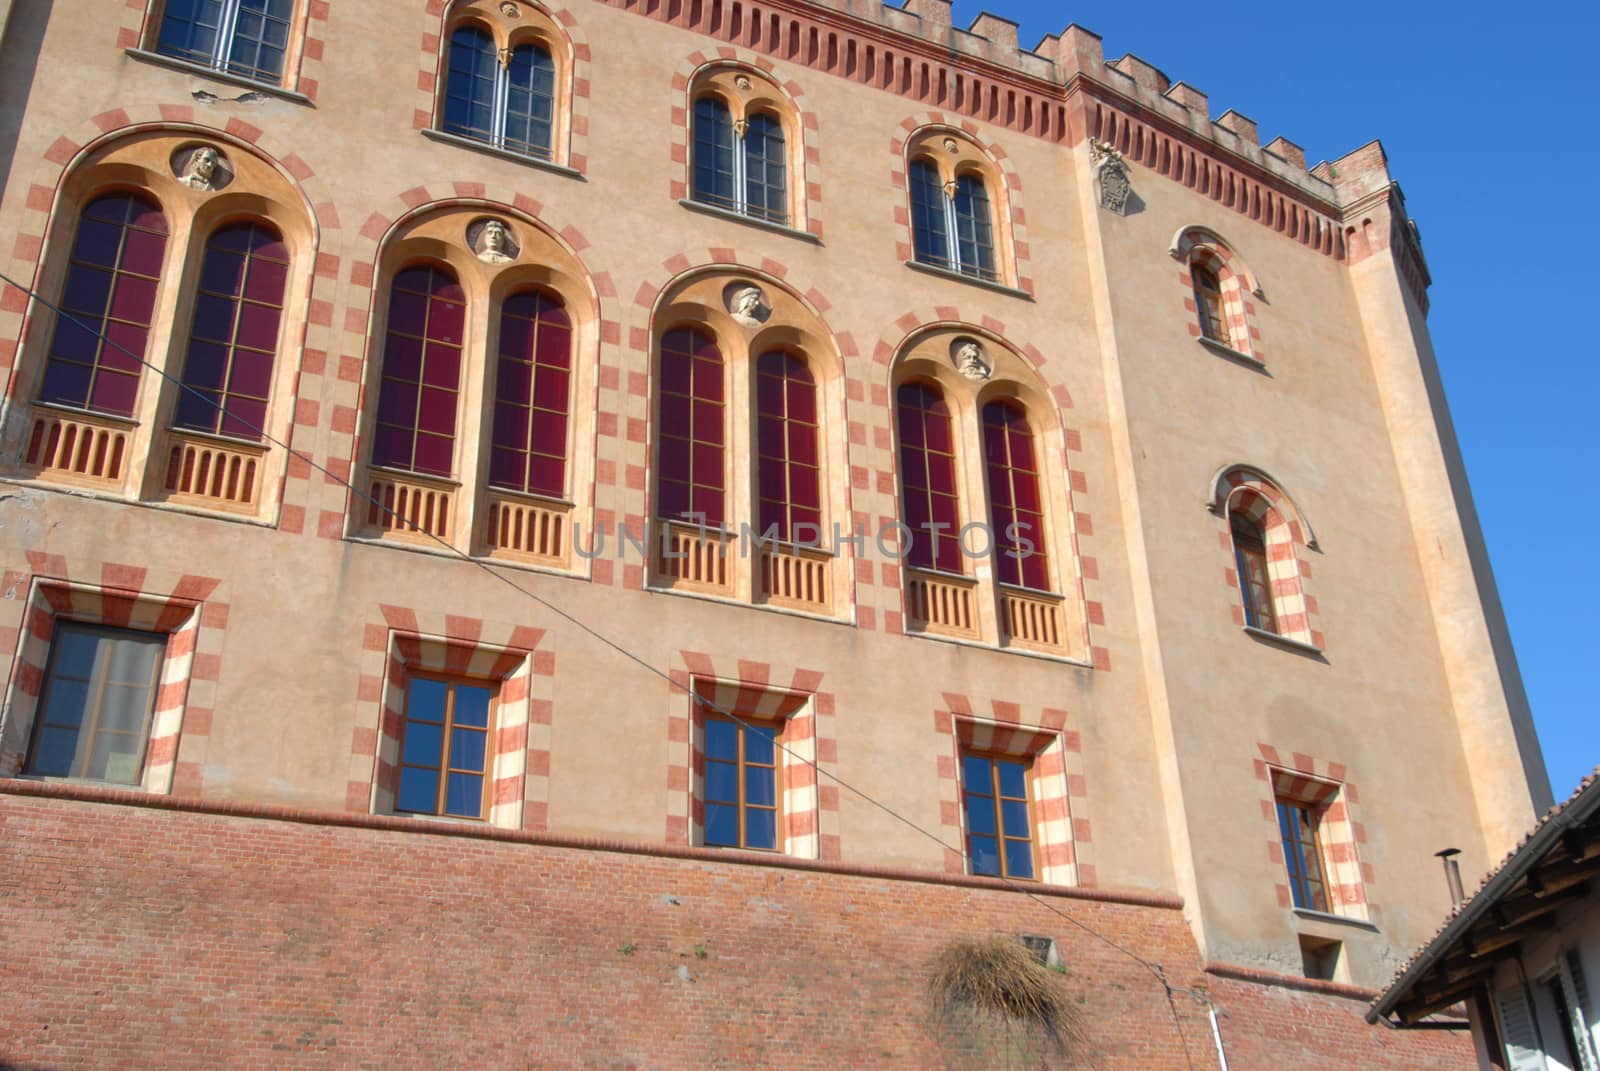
[685,66,802,229]
[371,264,467,480]
[1191,260,1227,344]
[656,327,727,529]
[1172,226,1263,361]
[902,128,1011,286]
[487,287,571,500]
[148,0,304,88]
[1230,506,1277,633]
[981,400,1049,593]
[432,1,572,166]
[895,379,963,576]
[753,350,820,544]
[1211,465,1322,650]
[36,193,169,421]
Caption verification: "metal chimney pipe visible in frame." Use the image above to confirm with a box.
[1435,847,1465,906]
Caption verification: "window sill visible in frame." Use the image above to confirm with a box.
[1198,336,1266,370]
[124,48,314,106]
[1292,908,1380,934]
[646,577,855,629]
[0,475,280,529]
[904,260,1032,300]
[1243,625,1325,659]
[907,626,1095,669]
[677,199,821,244]
[31,399,140,428]
[420,128,582,179]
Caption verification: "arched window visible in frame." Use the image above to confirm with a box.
[982,401,1049,592]
[754,351,820,542]
[691,97,789,225]
[443,26,556,160]
[896,380,962,574]
[907,159,997,282]
[173,221,289,441]
[656,327,726,528]
[488,288,571,499]
[1192,261,1227,344]
[155,0,295,84]
[1230,507,1277,633]
[38,193,169,419]
[371,265,466,478]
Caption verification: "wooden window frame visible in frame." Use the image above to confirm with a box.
[753,349,821,544]
[441,23,558,161]
[895,378,964,575]
[1230,508,1278,633]
[1192,260,1228,344]
[701,712,784,853]
[144,0,309,90]
[23,621,166,785]
[959,747,1040,881]
[981,399,1051,593]
[394,673,499,821]
[1276,796,1331,913]
[655,327,728,528]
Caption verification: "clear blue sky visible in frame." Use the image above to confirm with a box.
[951,0,1598,800]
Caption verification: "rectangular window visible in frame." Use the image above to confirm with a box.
[395,676,494,819]
[961,750,1036,880]
[24,622,166,784]
[702,716,779,851]
[1277,797,1330,912]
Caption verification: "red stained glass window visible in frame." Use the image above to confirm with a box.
[656,328,725,528]
[754,351,820,542]
[372,265,465,477]
[896,380,961,573]
[39,193,169,418]
[173,221,288,440]
[982,401,1050,591]
[488,288,571,498]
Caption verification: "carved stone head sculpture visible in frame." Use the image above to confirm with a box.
[954,339,992,382]
[181,145,221,190]
[472,218,517,264]
[729,284,768,327]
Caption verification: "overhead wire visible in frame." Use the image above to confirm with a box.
[0,265,1213,1062]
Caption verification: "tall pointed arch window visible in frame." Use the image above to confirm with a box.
[896,380,962,574]
[982,401,1049,592]
[656,328,726,528]
[371,265,466,478]
[443,25,556,160]
[1231,507,1277,633]
[38,194,169,419]
[754,351,820,542]
[691,97,788,225]
[173,221,289,441]
[1192,261,1227,344]
[154,0,295,85]
[488,289,571,499]
[908,159,997,283]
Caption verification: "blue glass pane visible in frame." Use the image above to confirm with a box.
[704,719,737,761]
[746,808,776,850]
[745,725,776,766]
[445,772,483,818]
[443,26,499,144]
[908,159,950,267]
[996,759,1027,799]
[1005,839,1035,879]
[961,754,991,792]
[504,43,556,158]
[157,0,225,66]
[744,112,787,223]
[51,627,103,680]
[27,726,79,777]
[227,0,293,81]
[1001,799,1030,838]
[705,761,738,804]
[40,679,91,729]
[407,678,449,723]
[397,766,438,813]
[454,685,491,728]
[953,173,997,280]
[449,728,486,773]
[963,794,996,836]
[745,765,775,807]
[705,802,738,847]
[970,835,1000,876]
[401,721,443,767]
[691,97,737,210]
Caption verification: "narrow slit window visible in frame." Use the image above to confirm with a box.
[1231,508,1277,633]
[1193,261,1228,343]
[39,194,169,418]
[173,221,289,441]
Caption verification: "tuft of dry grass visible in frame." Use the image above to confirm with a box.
[929,937,1068,1034]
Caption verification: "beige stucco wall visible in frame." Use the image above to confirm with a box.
[0,0,1543,988]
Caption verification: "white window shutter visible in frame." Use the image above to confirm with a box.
[1498,987,1548,1071]
[1562,950,1598,1071]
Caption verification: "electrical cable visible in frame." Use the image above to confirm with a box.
[0,266,1214,1058]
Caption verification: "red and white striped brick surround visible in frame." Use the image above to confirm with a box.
[347,605,554,831]
[1212,466,1323,650]
[932,692,1090,887]
[1173,226,1264,363]
[0,554,227,797]
[1254,742,1375,923]
[666,650,840,861]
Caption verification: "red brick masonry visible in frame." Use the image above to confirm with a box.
[0,783,1469,1070]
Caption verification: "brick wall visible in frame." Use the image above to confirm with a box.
[0,785,1470,1070]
